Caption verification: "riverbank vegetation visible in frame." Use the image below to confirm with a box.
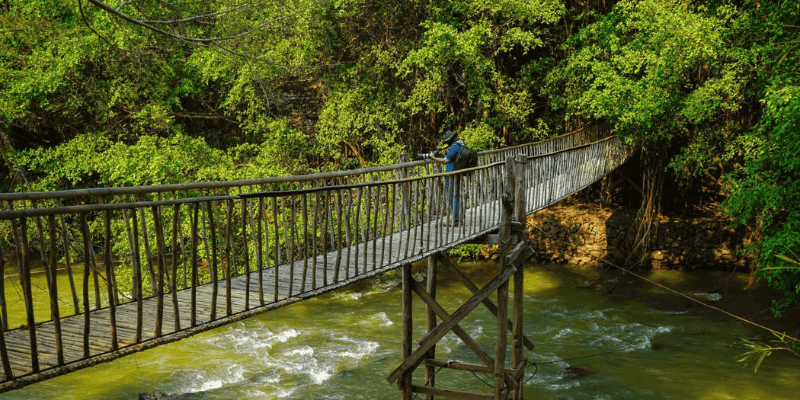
[1,0,797,318]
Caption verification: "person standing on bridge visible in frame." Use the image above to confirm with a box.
[431,130,464,226]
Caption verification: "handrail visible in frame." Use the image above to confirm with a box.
[0,122,611,202]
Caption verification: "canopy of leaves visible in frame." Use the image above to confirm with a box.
[1,0,799,312]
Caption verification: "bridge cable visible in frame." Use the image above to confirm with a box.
[598,259,800,342]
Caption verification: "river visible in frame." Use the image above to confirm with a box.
[2,261,798,399]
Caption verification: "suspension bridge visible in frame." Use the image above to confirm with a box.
[0,123,631,395]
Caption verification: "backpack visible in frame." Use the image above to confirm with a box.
[453,144,478,170]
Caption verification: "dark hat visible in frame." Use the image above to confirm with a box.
[442,130,457,145]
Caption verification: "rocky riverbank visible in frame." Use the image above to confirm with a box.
[526,198,753,271]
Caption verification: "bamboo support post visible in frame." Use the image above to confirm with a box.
[191,204,199,326]
[401,263,413,400]
[241,198,251,309]
[225,200,233,315]
[424,256,437,399]
[152,206,166,337]
[171,204,181,331]
[102,211,118,351]
[0,244,6,333]
[79,214,91,359]
[207,203,218,321]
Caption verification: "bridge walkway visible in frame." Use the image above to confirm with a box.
[0,123,630,391]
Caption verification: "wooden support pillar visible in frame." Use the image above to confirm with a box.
[401,263,413,400]
[512,155,528,399]
[494,157,516,399]
[425,256,437,399]
[390,156,532,400]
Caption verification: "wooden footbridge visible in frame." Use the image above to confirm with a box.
[0,124,631,397]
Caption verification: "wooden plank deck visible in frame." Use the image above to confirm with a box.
[0,197,504,382]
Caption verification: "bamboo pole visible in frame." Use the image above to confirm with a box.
[320,190,328,286]
[57,200,80,315]
[326,187,336,280]
[287,198,295,297]
[257,197,265,305]
[0,289,11,379]
[138,201,158,295]
[18,217,39,373]
[380,184,389,267]
[365,181,372,273]
[401,263,413,400]
[372,182,381,271]
[334,188,344,281]
[0,242,6,333]
[353,188,362,276]
[128,209,143,343]
[152,206,166,337]
[207,202,218,321]
[312,191,319,289]
[424,256,437,399]
[241,198,251,309]
[224,200,233,315]
[101,211,118,351]
[343,189,353,279]
[301,194,309,293]
[271,196,279,302]
[0,248,10,378]
[79,214,91,359]
[171,204,181,331]
[191,204,199,326]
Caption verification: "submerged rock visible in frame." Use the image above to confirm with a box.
[561,365,593,381]
[651,342,679,351]
[138,390,196,400]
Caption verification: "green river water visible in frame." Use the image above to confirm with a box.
[2,261,799,399]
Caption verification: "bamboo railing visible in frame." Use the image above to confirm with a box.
[0,123,629,391]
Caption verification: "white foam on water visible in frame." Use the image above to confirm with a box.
[181,363,246,393]
[554,328,574,339]
[469,325,483,338]
[362,311,393,327]
[331,336,380,360]
[543,380,581,391]
[376,311,394,327]
[288,345,315,357]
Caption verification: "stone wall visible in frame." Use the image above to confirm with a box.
[527,200,753,270]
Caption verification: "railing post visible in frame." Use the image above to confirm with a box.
[399,154,410,230]
[495,157,516,398]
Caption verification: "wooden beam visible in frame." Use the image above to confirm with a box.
[436,253,535,351]
[425,359,515,375]
[468,233,519,245]
[387,264,517,384]
[504,242,534,268]
[410,280,496,369]
[412,385,494,400]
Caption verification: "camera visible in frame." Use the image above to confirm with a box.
[417,150,440,160]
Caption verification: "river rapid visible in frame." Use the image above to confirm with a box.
[3,261,799,399]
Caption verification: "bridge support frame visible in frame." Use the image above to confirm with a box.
[389,156,535,400]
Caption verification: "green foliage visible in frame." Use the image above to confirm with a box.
[546,0,741,145]
[448,244,489,262]
[8,132,301,190]
[724,85,800,315]
[739,332,800,373]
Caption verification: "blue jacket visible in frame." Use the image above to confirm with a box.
[443,139,464,172]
